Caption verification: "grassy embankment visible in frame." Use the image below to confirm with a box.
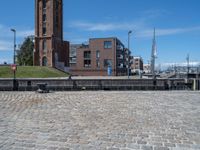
[0,66,69,78]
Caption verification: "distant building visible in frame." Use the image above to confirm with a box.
[124,49,132,75]
[70,37,130,76]
[143,64,151,74]
[34,0,69,71]
[131,56,143,73]
[69,44,81,67]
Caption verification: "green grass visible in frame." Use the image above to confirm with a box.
[0,66,69,78]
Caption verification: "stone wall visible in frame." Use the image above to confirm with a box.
[0,78,198,91]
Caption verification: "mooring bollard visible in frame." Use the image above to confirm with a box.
[37,83,49,93]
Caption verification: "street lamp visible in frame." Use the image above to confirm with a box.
[11,29,16,65]
[128,30,132,79]
[11,28,17,91]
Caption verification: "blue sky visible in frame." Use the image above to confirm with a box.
[0,0,200,67]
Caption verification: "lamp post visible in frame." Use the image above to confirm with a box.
[11,28,17,91]
[11,29,16,65]
[11,29,16,78]
[128,30,132,79]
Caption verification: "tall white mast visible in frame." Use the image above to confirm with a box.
[151,28,157,77]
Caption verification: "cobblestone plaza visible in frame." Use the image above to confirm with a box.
[0,91,200,150]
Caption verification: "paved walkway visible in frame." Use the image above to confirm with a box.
[0,91,200,150]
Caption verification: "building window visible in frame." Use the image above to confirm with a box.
[104,59,112,68]
[84,51,91,59]
[43,14,46,22]
[55,0,59,28]
[96,60,100,68]
[43,0,46,9]
[56,0,59,9]
[84,51,91,68]
[42,27,46,35]
[96,50,100,59]
[42,21,46,35]
[55,14,59,28]
[43,8,46,14]
[43,40,47,52]
[84,60,91,68]
[104,41,112,49]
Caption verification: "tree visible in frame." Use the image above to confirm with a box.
[17,37,34,66]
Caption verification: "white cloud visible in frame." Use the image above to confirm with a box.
[68,9,170,32]
[69,21,200,38]
[137,27,200,38]
[68,21,144,32]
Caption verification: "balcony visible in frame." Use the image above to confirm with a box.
[117,45,124,51]
[118,63,124,68]
[117,54,124,59]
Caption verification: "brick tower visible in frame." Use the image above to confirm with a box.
[34,0,69,69]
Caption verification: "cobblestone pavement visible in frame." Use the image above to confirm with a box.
[0,91,200,150]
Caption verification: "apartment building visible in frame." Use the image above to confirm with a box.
[70,37,130,76]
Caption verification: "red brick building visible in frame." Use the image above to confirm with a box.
[70,38,130,76]
[34,0,69,71]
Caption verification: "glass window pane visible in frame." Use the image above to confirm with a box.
[43,40,47,52]
[96,50,100,58]
[104,41,112,49]
[96,60,100,68]
[43,0,46,9]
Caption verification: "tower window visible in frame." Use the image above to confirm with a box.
[42,22,46,35]
[55,0,59,28]
[56,0,59,10]
[43,40,47,52]
[56,13,59,28]
[43,14,46,22]
[43,0,46,9]
[42,27,46,35]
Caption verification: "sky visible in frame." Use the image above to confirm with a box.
[0,0,200,67]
